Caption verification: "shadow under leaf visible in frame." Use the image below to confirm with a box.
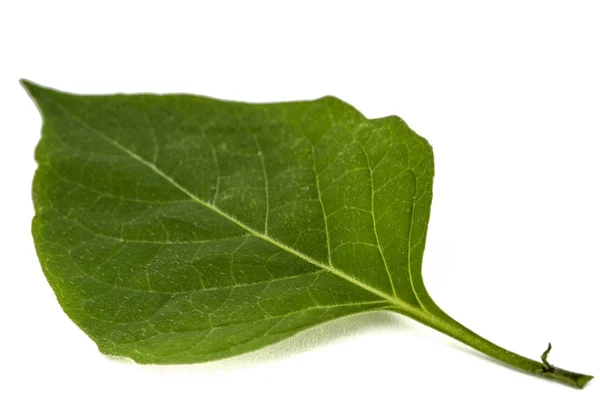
[105,310,408,371]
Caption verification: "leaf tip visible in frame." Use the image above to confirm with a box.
[21,78,58,98]
[20,78,41,95]
[20,79,58,115]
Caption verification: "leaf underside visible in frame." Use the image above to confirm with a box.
[25,81,435,364]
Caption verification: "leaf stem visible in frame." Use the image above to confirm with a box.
[395,306,593,388]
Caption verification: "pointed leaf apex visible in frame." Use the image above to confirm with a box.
[20,78,42,94]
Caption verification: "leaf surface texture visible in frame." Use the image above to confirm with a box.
[26,82,435,363]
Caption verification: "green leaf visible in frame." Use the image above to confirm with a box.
[23,80,592,388]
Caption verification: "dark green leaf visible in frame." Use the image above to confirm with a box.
[23,80,592,388]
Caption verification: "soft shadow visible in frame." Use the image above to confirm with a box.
[224,310,406,367]
[108,310,407,371]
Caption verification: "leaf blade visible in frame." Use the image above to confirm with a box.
[27,81,433,362]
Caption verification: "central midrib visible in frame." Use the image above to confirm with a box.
[57,102,422,316]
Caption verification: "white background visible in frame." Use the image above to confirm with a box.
[1,1,598,399]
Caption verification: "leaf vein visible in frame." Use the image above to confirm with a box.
[54,102,420,314]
